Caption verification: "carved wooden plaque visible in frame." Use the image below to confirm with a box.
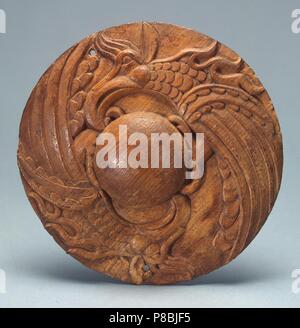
[17,22,283,284]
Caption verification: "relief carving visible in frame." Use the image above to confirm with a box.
[17,22,283,284]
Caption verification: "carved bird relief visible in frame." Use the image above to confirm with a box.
[17,22,282,284]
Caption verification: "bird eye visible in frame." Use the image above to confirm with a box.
[122,55,133,64]
[89,49,97,56]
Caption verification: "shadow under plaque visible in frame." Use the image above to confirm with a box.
[21,250,279,286]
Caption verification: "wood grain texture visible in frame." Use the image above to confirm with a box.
[17,22,283,284]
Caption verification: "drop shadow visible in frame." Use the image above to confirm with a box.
[179,260,276,285]
[21,253,125,285]
[22,251,279,286]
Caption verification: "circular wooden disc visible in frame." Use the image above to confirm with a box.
[17,22,283,284]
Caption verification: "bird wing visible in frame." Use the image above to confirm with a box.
[179,81,282,260]
[17,35,99,210]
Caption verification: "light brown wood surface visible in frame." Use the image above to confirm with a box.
[17,22,283,284]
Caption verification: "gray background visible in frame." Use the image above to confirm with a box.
[0,0,299,308]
